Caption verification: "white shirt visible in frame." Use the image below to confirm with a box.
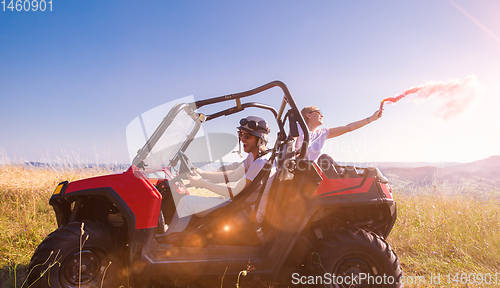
[241,152,276,224]
[243,152,267,181]
[295,125,330,161]
[252,153,276,224]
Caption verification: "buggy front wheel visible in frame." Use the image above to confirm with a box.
[26,221,126,288]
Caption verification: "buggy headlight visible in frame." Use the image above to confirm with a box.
[52,181,68,196]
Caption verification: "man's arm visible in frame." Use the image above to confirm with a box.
[196,164,245,183]
[188,156,268,198]
[327,109,383,139]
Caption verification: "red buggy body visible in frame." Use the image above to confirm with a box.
[28,81,401,288]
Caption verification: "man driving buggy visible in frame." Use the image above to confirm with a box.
[164,116,277,234]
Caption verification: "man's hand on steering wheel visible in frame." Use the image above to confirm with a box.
[187,171,203,188]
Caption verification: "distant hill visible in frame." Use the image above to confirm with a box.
[17,161,130,172]
[379,155,500,190]
[377,161,460,169]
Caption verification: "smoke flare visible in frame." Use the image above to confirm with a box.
[382,75,484,120]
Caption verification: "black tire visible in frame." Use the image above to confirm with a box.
[312,228,402,288]
[26,221,126,288]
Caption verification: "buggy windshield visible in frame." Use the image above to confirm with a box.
[126,96,239,179]
[126,96,200,173]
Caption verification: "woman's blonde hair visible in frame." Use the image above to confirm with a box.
[300,106,319,124]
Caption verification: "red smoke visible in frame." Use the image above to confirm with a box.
[382,75,483,120]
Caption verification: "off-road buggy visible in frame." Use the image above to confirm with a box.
[27,81,402,287]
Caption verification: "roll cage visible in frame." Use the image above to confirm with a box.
[130,80,310,174]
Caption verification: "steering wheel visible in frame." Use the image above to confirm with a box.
[177,151,196,176]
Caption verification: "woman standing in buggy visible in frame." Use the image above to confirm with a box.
[296,105,384,171]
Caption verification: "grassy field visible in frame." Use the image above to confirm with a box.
[0,164,113,288]
[390,188,500,287]
[0,165,499,287]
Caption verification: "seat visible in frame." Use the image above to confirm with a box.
[317,154,340,179]
[342,165,359,178]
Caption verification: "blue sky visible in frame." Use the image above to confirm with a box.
[1,0,499,165]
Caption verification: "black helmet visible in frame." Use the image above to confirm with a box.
[237,116,270,145]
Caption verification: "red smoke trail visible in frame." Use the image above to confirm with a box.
[380,75,483,120]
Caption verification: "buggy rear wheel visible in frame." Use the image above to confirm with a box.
[26,221,126,288]
[313,228,402,288]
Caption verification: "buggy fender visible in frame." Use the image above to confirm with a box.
[50,167,161,229]
[49,167,162,260]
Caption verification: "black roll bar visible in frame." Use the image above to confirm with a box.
[194,81,309,160]
[205,102,278,121]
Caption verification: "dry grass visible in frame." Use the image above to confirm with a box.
[0,164,110,288]
[390,186,500,287]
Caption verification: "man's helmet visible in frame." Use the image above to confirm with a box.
[237,116,270,145]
